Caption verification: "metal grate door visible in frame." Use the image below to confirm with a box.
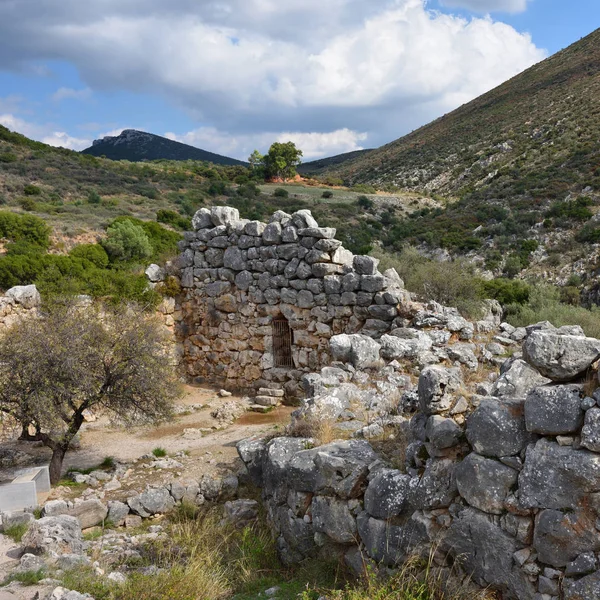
[273,318,293,368]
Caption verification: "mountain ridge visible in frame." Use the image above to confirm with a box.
[82,129,247,166]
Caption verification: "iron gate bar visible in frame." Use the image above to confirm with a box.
[273,318,293,368]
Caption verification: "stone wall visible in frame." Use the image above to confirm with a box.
[238,323,600,600]
[174,206,415,397]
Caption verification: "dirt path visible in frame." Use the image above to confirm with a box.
[2,385,294,484]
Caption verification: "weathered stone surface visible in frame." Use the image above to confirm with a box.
[211,206,240,226]
[519,439,600,510]
[356,511,428,566]
[192,207,213,230]
[68,499,108,529]
[353,255,379,275]
[223,499,259,528]
[418,366,462,415]
[564,570,600,600]
[6,284,41,309]
[444,507,535,599]
[329,334,381,369]
[525,384,583,434]
[263,222,283,244]
[492,359,551,398]
[523,330,600,381]
[581,407,600,452]
[565,552,597,576]
[21,516,84,556]
[408,458,457,509]
[364,469,411,519]
[128,487,175,517]
[145,263,165,282]
[455,453,517,514]
[312,496,356,544]
[425,415,462,449]
[107,501,130,527]
[534,509,600,567]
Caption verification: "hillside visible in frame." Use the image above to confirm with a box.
[298,148,373,177]
[82,129,247,166]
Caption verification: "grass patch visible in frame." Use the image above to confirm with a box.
[3,523,28,543]
[3,569,46,586]
[152,447,167,458]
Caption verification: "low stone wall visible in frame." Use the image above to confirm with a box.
[174,206,415,398]
[238,323,600,600]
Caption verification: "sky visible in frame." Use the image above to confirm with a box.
[0,0,597,161]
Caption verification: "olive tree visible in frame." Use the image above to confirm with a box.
[0,301,178,483]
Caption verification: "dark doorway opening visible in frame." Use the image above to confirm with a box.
[273,317,293,368]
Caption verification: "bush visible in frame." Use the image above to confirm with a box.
[321,190,334,199]
[23,184,41,196]
[102,220,153,262]
[482,279,530,306]
[0,212,50,247]
[576,224,600,243]
[273,188,289,198]
[69,244,110,269]
[357,195,373,210]
[87,190,101,204]
[152,447,167,457]
[156,209,191,231]
[19,197,37,211]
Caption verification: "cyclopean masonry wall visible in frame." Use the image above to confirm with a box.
[173,205,449,398]
[238,323,600,600]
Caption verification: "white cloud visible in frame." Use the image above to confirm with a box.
[166,127,368,160]
[0,0,546,153]
[0,114,91,150]
[440,0,530,13]
[51,87,92,102]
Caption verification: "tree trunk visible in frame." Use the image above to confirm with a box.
[49,445,68,485]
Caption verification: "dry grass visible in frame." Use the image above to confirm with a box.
[286,416,346,446]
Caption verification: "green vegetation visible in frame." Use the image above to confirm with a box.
[3,522,28,543]
[3,569,46,586]
[152,447,167,458]
[252,142,303,181]
[102,220,153,262]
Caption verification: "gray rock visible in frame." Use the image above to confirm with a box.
[223,246,246,271]
[329,334,381,369]
[192,207,213,230]
[262,222,283,244]
[145,263,165,282]
[534,509,600,567]
[282,226,298,243]
[211,206,240,226]
[311,496,356,544]
[425,416,462,449]
[291,209,318,229]
[581,407,600,452]
[6,284,41,308]
[565,552,597,576]
[523,331,600,382]
[244,221,266,236]
[447,344,479,370]
[18,552,47,572]
[48,588,94,600]
[525,384,583,435]
[444,507,535,599]
[298,227,336,239]
[564,570,600,600]
[128,487,175,516]
[353,255,379,275]
[107,501,130,527]
[418,366,462,415]
[492,359,551,398]
[223,499,259,528]
[0,510,34,531]
[408,458,457,509]
[68,499,108,529]
[455,453,517,514]
[235,270,254,291]
[519,439,600,510]
[364,469,411,519]
[466,397,531,458]
[360,275,385,293]
[21,515,84,556]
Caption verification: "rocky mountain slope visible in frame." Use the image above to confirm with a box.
[82,129,247,166]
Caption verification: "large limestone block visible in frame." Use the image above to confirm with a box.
[6,284,41,309]
[418,365,462,415]
[466,397,532,458]
[407,458,457,509]
[68,499,108,529]
[210,206,240,226]
[491,358,551,398]
[21,515,84,556]
[363,469,411,519]
[455,453,517,514]
[311,496,356,544]
[192,207,213,230]
[519,439,600,510]
[329,334,381,369]
[524,384,584,435]
[523,330,600,382]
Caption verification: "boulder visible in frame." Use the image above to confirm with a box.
[48,588,94,600]
[418,366,462,415]
[534,509,600,567]
[68,499,108,529]
[581,407,600,452]
[524,384,583,434]
[21,515,84,556]
[455,453,517,514]
[210,206,240,227]
[466,397,532,458]
[223,499,259,528]
[491,359,551,398]
[311,496,356,544]
[128,487,175,517]
[519,439,600,510]
[564,570,600,600]
[192,207,213,230]
[425,416,462,449]
[107,501,130,527]
[364,469,411,519]
[144,264,165,282]
[329,334,381,369]
[236,438,266,486]
[5,284,41,309]
[443,507,535,599]
[523,330,600,382]
[407,458,457,509]
[353,255,379,275]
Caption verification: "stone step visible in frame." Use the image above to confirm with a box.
[258,388,285,398]
[254,395,280,407]
[248,405,273,413]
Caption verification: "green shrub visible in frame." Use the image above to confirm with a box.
[102,220,153,262]
[4,522,28,543]
[4,569,46,586]
[87,190,101,204]
[18,197,37,211]
[69,244,110,269]
[156,209,191,231]
[357,195,373,210]
[152,447,167,457]
[482,279,530,306]
[321,190,334,199]
[576,224,600,243]
[23,184,41,196]
[273,188,289,198]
